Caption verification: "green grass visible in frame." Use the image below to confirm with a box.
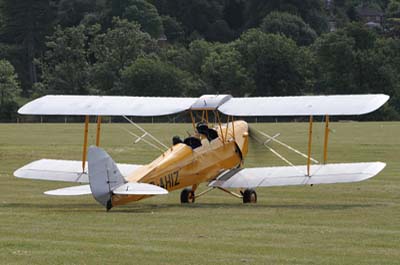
[0,122,399,265]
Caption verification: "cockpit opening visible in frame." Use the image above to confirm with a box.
[183,137,202,149]
[196,122,219,141]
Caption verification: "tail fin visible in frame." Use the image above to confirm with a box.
[88,146,125,210]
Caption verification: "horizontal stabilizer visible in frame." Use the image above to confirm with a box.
[14,159,141,183]
[44,185,91,196]
[113,182,168,195]
[209,162,386,189]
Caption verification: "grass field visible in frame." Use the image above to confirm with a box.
[0,122,399,265]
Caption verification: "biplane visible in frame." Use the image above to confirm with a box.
[14,94,389,210]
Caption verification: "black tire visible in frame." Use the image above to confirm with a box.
[242,189,257,203]
[180,188,195,203]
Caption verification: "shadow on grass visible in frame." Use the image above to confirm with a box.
[0,202,101,212]
[112,202,380,213]
[1,201,381,213]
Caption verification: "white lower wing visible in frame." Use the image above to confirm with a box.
[14,159,141,183]
[45,185,92,195]
[44,183,167,196]
[209,162,386,188]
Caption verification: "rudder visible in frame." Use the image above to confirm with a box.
[88,146,125,210]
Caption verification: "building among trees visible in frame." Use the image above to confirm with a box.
[357,5,384,27]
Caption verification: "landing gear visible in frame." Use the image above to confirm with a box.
[180,188,195,203]
[242,189,257,203]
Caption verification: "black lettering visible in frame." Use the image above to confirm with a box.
[159,178,165,188]
[174,171,180,186]
[165,174,172,189]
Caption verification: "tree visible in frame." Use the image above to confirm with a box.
[201,44,254,96]
[111,0,164,38]
[387,0,400,16]
[152,0,225,39]
[312,30,357,94]
[0,59,20,105]
[36,18,159,96]
[312,24,386,95]
[0,0,56,94]
[234,29,312,96]
[205,19,234,42]
[386,1,400,37]
[242,0,328,34]
[260,11,317,46]
[90,18,157,94]
[159,45,191,70]
[161,15,184,42]
[344,22,377,50]
[56,0,98,27]
[312,24,400,119]
[223,0,245,30]
[0,59,20,121]
[187,39,215,74]
[120,57,189,96]
[35,24,98,95]
[371,37,400,118]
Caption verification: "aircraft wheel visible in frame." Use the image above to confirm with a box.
[180,188,195,203]
[242,189,257,203]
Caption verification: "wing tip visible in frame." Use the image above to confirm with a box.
[358,94,390,115]
[366,161,386,176]
[44,185,92,196]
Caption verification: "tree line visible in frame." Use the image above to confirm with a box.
[1,0,400,121]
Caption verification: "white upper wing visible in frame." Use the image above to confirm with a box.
[18,95,197,116]
[209,162,386,188]
[14,159,141,183]
[18,94,389,117]
[218,94,389,116]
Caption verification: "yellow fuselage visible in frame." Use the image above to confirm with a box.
[111,120,249,207]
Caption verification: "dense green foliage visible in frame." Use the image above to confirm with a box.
[0,59,20,120]
[260,11,317,46]
[1,0,400,120]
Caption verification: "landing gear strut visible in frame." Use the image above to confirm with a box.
[180,188,195,203]
[242,188,257,203]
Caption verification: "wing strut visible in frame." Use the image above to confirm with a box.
[96,116,101,147]
[82,115,89,172]
[307,115,313,176]
[189,111,196,132]
[323,115,329,164]
[215,111,225,143]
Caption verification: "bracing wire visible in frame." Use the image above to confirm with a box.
[123,116,169,150]
[254,128,319,164]
[116,124,166,153]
